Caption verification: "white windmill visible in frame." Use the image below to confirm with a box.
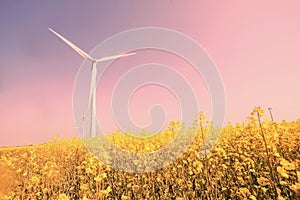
[49,28,135,137]
[81,112,89,137]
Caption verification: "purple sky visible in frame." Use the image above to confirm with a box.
[1,1,300,146]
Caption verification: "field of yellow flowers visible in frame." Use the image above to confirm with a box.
[0,107,299,199]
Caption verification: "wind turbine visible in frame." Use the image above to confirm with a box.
[49,28,135,137]
[74,112,89,138]
[81,112,89,137]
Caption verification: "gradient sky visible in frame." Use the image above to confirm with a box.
[1,1,300,146]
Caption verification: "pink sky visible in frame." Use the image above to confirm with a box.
[1,1,300,146]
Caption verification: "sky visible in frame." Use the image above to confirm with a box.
[0,1,300,146]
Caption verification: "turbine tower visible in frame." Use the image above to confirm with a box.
[49,28,135,137]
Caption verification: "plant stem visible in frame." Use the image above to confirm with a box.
[256,110,278,198]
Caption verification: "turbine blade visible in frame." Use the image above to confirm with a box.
[48,28,94,60]
[96,52,136,62]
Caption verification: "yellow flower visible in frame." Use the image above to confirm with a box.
[102,172,107,179]
[80,184,88,191]
[274,152,280,157]
[30,176,39,184]
[121,195,128,200]
[249,195,257,200]
[58,194,70,200]
[277,195,285,200]
[289,182,300,192]
[261,187,268,193]
[239,187,250,197]
[106,186,112,194]
[133,185,139,193]
[280,181,288,186]
[280,158,296,170]
[43,188,48,193]
[257,177,269,186]
[94,173,107,183]
[277,166,289,178]
[82,195,88,200]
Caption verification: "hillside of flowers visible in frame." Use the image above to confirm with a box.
[0,107,299,199]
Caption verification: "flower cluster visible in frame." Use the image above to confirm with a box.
[0,109,299,199]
